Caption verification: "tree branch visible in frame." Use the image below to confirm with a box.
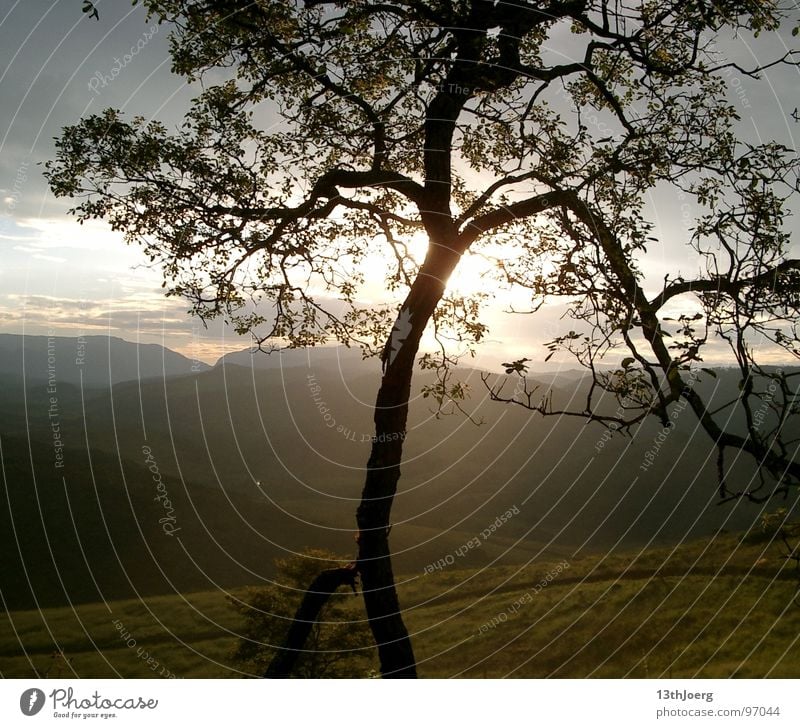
[264,564,357,679]
[459,190,570,245]
[650,260,800,308]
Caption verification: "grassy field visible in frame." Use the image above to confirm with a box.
[1,532,798,678]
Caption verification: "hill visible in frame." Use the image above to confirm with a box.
[0,532,796,678]
[1,335,797,611]
[0,333,209,388]
[0,433,552,611]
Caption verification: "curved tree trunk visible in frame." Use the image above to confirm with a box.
[355,244,462,677]
[266,243,462,678]
[264,565,357,678]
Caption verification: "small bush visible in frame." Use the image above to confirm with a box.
[228,549,376,678]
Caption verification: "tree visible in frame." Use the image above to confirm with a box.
[81,1,100,21]
[46,1,800,677]
[229,549,376,678]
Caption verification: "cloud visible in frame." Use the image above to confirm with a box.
[32,253,67,263]
[0,292,249,364]
[13,216,129,252]
[1,292,183,328]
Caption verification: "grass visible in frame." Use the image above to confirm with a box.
[1,532,798,678]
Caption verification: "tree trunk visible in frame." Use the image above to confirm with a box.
[264,565,356,678]
[355,245,461,677]
[265,243,462,679]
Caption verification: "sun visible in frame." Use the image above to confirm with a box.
[356,231,500,304]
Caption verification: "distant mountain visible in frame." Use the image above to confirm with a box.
[0,334,209,388]
[215,344,371,373]
[2,333,798,610]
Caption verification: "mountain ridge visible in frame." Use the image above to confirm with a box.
[2,333,797,610]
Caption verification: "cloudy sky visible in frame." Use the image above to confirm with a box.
[0,2,223,357]
[1,2,798,367]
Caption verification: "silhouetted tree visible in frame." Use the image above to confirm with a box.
[229,549,376,678]
[47,0,800,677]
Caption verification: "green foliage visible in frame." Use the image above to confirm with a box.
[227,549,376,678]
[501,358,531,375]
[743,508,800,545]
[50,5,800,454]
[50,0,800,365]
[81,1,99,21]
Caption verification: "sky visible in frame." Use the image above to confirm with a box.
[1,1,799,368]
